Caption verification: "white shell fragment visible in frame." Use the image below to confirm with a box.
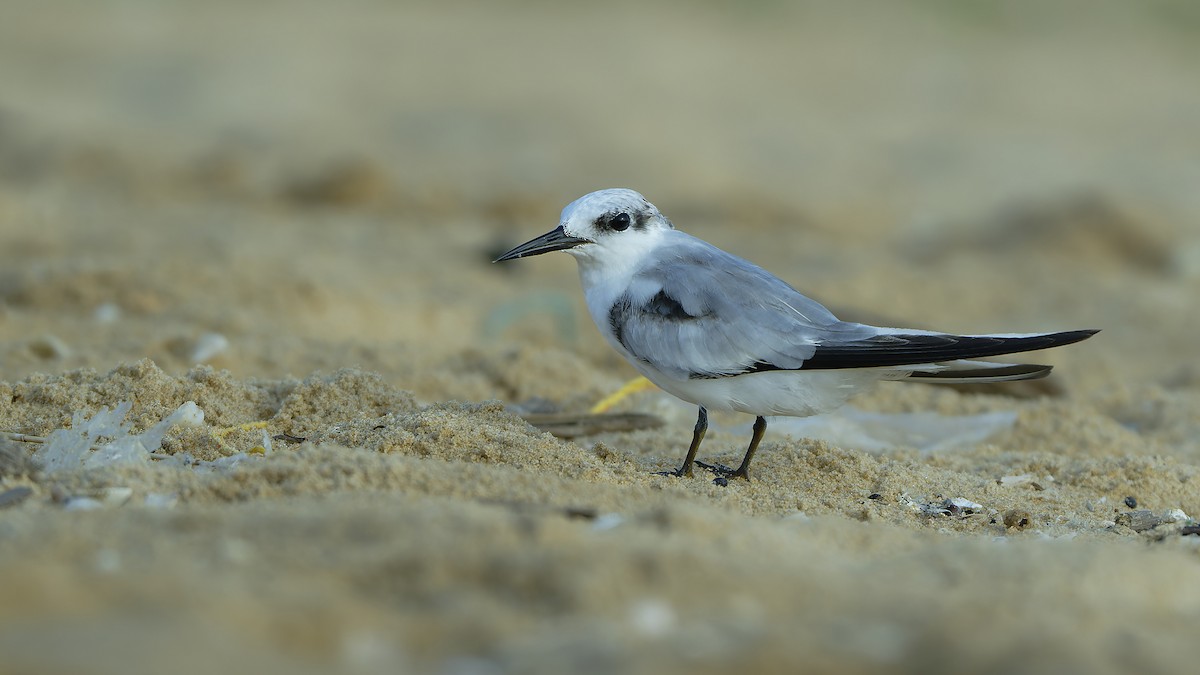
[943,498,984,517]
[34,400,206,473]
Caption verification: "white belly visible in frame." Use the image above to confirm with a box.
[634,363,889,417]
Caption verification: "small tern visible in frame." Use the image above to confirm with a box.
[496,188,1097,481]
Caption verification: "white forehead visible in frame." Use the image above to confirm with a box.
[560,188,654,223]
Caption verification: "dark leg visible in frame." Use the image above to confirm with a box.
[657,406,707,478]
[698,415,766,481]
[730,416,767,480]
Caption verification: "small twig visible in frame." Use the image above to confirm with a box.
[272,432,307,444]
[519,412,664,438]
[0,431,48,444]
[2,430,107,452]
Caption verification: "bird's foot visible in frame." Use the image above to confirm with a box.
[696,460,750,482]
[653,467,693,478]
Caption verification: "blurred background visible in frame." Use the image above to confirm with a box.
[0,0,1197,396]
[3,3,1200,674]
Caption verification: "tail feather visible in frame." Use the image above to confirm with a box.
[905,360,1053,384]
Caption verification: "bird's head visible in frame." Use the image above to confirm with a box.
[494,188,673,264]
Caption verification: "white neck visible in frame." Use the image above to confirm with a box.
[567,228,667,334]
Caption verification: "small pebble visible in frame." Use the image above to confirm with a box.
[1124,496,1138,509]
[1115,509,1162,532]
[868,493,882,500]
[1164,509,1190,523]
[0,486,34,509]
[1003,509,1032,529]
[64,496,104,511]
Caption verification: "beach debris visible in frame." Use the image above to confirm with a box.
[1124,496,1138,509]
[272,432,307,444]
[1182,525,1200,537]
[590,377,659,413]
[1003,509,1032,529]
[926,499,953,517]
[1164,509,1190,523]
[901,494,985,518]
[57,486,134,511]
[1116,510,1160,532]
[31,400,205,473]
[518,412,663,439]
[1115,509,1191,533]
[210,420,270,453]
[942,497,983,517]
[0,486,33,509]
[247,430,273,456]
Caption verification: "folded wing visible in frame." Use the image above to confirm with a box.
[609,232,1098,380]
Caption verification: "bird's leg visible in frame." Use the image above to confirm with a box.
[657,406,707,478]
[730,416,767,480]
[699,416,766,481]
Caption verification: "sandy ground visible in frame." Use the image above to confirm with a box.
[1,1,1199,673]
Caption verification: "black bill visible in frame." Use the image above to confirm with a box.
[494,226,590,262]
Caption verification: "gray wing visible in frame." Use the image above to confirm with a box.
[608,233,874,380]
[609,232,1099,379]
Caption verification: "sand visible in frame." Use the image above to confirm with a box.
[1,1,1199,673]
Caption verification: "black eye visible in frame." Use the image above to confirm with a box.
[609,212,631,231]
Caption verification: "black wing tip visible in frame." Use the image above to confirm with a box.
[1044,329,1100,348]
[789,328,1100,372]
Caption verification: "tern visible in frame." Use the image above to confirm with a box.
[496,188,1097,481]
